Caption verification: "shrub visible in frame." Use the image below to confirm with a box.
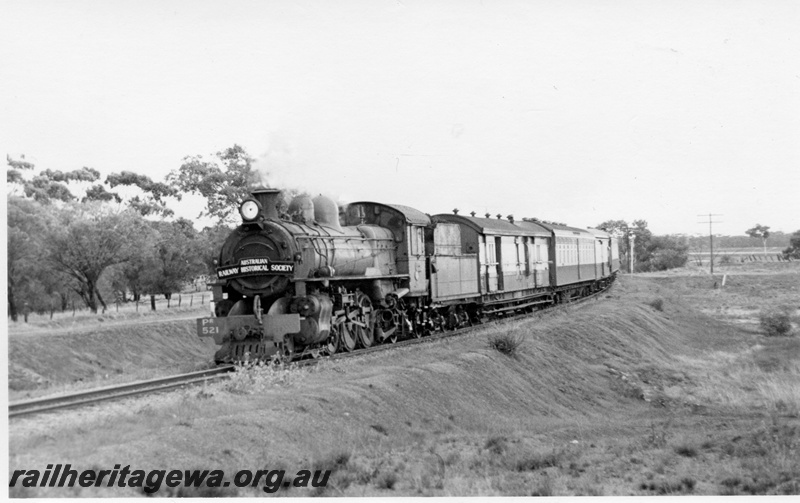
[674,444,698,457]
[648,298,664,312]
[515,451,562,472]
[484,435,508,455]
[487,332,524,356]
[759,307,794,337]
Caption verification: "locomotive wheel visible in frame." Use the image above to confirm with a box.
[324,327,340,355]
[340,322,357,352]
[355,323,374,348]
[355,294,375,348]
[411,317,423,338]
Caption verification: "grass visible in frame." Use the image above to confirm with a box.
[225,357,304,394]
[8,261,800,497]
[8,292,211,333]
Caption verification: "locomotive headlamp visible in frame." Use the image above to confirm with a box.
[239,199,262,221]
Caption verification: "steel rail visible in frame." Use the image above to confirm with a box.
[10,282,614,418]
[9,366,235,418]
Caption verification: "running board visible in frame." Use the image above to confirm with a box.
[482,297,552,315]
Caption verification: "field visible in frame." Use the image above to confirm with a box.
[7,261,800,496]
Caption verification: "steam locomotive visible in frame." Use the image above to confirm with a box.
[197,188,619,363]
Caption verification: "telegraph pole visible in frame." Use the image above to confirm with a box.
[628,232,636,274]
[697,214,723,274]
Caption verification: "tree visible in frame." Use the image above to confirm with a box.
[167,144,258,224]
[596,219,687,272]
[105,171,180,216]
[83,184,122,204]
[746,224,771,256]
[7,154,35,186]
[43,204,146,313]
[597,219,651,272]
[638,235,689,272]
[196,223,234,274]
[784,229,800,260]
[8,197,47,321]
[139,220,206,302]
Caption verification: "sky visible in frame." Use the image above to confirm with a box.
[2,0,799,235]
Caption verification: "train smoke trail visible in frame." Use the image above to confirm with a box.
[251,130,350,208]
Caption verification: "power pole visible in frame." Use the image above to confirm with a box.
[628,232,636,274]
[697,214,723,274]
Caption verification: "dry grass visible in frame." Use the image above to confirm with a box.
[8,294,211,334]
[225,358,304,394]
[9,261,800,496]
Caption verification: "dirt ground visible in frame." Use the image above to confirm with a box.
[7,262,800,496]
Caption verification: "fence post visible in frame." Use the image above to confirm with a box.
[190,295,193,307]
[179,294,182,307]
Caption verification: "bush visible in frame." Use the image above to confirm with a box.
[487,332,524,356]
[648,298,664,312]
[759,307,794,337]
[649,248,689,271]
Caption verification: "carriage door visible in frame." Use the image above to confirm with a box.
[483,236,499,292]
[494,236,504,291]
[524,238,534,287]
[406,225,427,295]
[596,238,607,277]
[534,238,549,287]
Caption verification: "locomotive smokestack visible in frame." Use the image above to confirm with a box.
[250,187,282,220]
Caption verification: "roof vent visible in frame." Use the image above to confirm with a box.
[485,213,491,218]
[496,214,502,220]
[452,208,459,215]
[507,215,514,223]
[470,211,476,217]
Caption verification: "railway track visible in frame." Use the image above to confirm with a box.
[9,283,613,419]
[8,366,235,418]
